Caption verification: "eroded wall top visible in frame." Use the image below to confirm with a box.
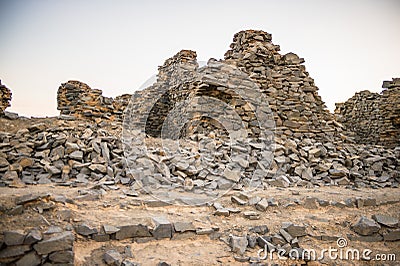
[335,78,400,148]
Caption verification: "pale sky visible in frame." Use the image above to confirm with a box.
[0,0,399,117]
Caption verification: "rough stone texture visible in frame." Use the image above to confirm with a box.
[75,223,98,236]
[57,80,131,122]
[173,222,196,233]
[15,251,41,266]
[335,78,400,148]
[224,30,342,142]
[151,217,174,239]
[0,80,12,115]
[383,229,400,241]
[103,249,123,266]
[24,229,42,245]
[0,245,31,259]
[33,231,74,255]
[352,216,381,236]
[49,250,74,263]
[4,230,26,246]
[115,224,151,240]
[372,214,399,228]
[0,229,73,265]
[230,235,248,255]
[0,30,399,192]
[281,222,307,237]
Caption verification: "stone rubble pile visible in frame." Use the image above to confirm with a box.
[0,80,12,116]
[335,78,400,148]
[121,31,399,195]
[0,30,399,193]
[57,80,131,122]
[0,121,132,188]
[350,214,400,242]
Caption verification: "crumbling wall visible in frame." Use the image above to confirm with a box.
[224,30,344,142]
[0,80,12,115]
[57,80,131,121]
[335,78,400,148]
[122,30,399,190]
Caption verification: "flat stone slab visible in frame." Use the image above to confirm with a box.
[103,225,120,234]
[351,216,381,236]
[173,222,195,233]
[383,229,400,241]
[15,193,50,205]
[4,230,26,246]
[0,245,31,259]
[115,224,151,240]
[372,214,399,228]
[33,231,74,255]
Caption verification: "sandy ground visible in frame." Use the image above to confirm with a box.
[1,184,399,265]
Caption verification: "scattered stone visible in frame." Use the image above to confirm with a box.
[214,208,230,217]
[223,168,241,182]
[363,198,377,207]
[75,223,98,236]
[151,217,173,239]
[103,225,120,234]
[249,225,269,235]
[347,234,383,242]
[351,216,381,236]
[173,222,195,233]
[115,224,151,240]
[16,193,50,205]
[196,228,214,235]
[231,196,247,205]
[279,228,293,243]
[281,222,307,237]
[255,198,268,211]
[243,211,260,220]
[33,231,74,255]
[230,235,248,255]
[303,197,318,209]
[383,229,400,241]
[372,214,399,228]
[104,250,123,266]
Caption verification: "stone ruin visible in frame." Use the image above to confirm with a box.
[57,80,131,121]
[0,80,12,116]
[335,78,400,148]
[0,30,398,193]
[0,29,399,265]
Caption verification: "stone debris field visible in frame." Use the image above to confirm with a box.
[0,30,399,265]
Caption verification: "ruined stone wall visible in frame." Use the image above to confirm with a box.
[57,80,131,121]
[2,30,398,191]
[122,30,399,190]
[0,226,74,265]
[335,78,400,148]
[224,30,344,143]
[0,80,12,115]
